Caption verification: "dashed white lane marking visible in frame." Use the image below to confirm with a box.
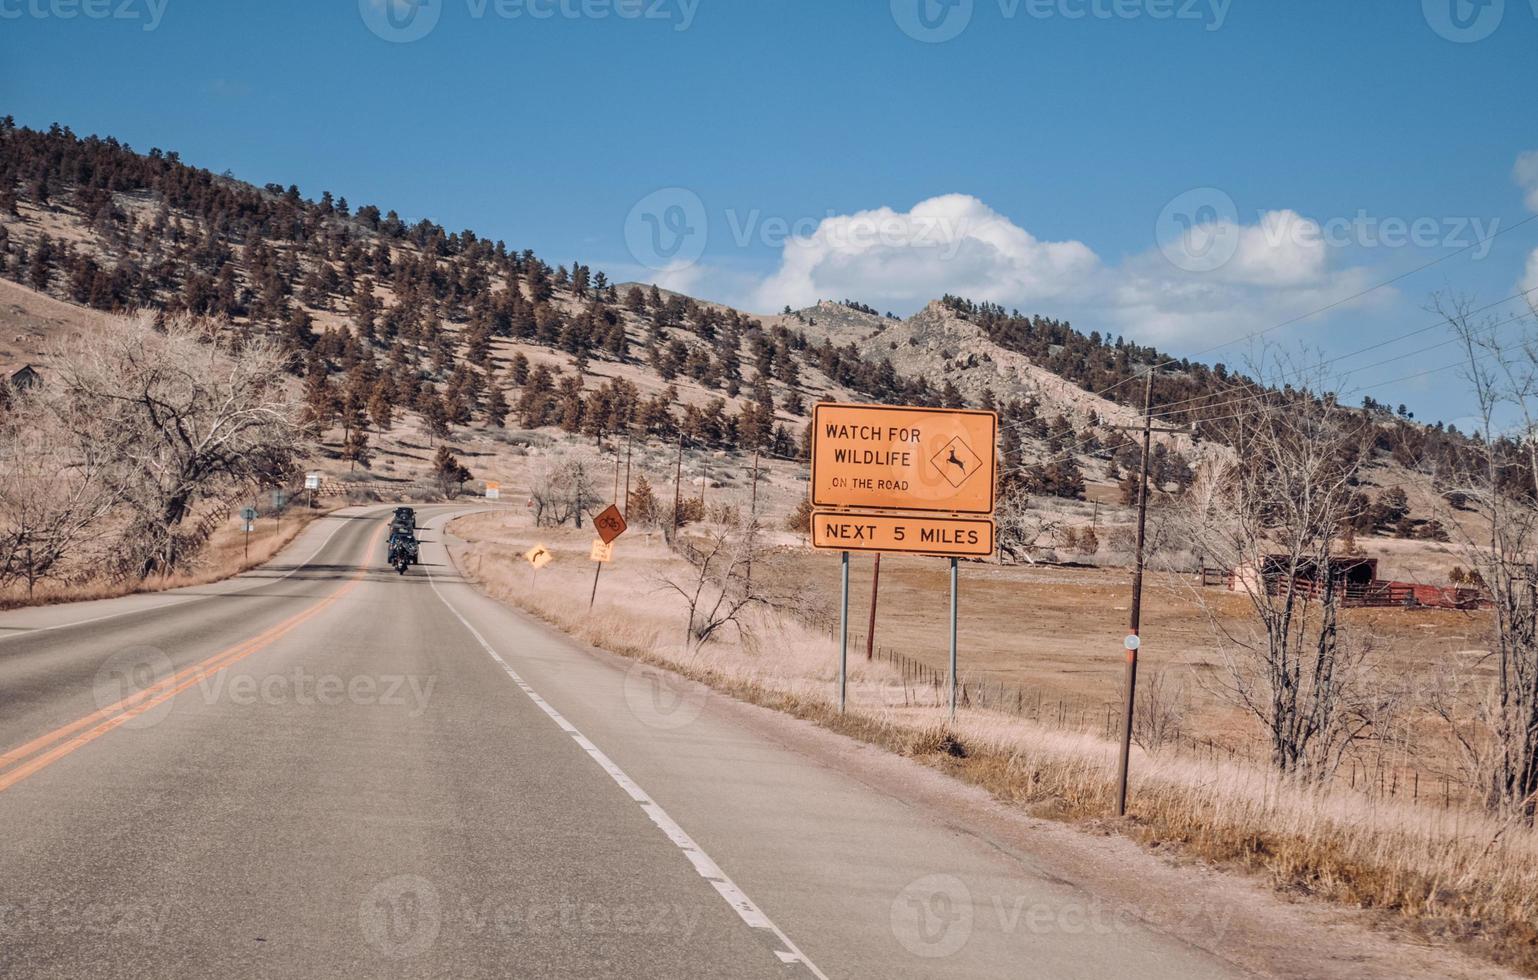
[0,512,357,645]
[425,557,829,980]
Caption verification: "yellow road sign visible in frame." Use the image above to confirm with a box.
[589,539,613,563]
[811,403,997,515]
[524,544,554,569]
[811,511,995,558]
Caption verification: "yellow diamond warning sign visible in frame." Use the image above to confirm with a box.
[930,436,983,490]
[811,403,998,515]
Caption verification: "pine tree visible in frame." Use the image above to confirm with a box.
[367,380,394,432]
[341,406,371,471]
[485,383,509,428]
[627,474,660,525]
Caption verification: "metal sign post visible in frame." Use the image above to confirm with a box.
[839,550,849,714]
[949,557,959,722]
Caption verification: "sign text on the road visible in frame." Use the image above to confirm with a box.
[485,481,501,501]
[812,511,995,558]
[589,540,613,563]
[811,403,997,515]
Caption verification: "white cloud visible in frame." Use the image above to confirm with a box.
[1515,151,1538,307]
[745,195,1099,313]
[1516,150,1538,213]
[1522,249,1538,304]
[732,194,1370,347]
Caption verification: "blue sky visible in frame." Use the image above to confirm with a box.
[2,0,1536,422]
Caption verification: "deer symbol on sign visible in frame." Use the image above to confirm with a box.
[946,448,966,474]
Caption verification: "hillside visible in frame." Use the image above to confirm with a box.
[0,119,1482,568]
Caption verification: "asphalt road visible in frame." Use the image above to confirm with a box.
[0,506,1247,979]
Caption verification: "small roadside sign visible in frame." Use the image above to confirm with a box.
[524,545,554,569]
[271,490,288,510]
[241,507,258,522]
[485,481,501,501]
[589,539,613,563]
[812,511,994,558]
[593,504,628,545]
[811,403,998,515]
[304,472,322,491]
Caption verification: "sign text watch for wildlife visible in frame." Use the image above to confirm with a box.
[811,403,997,515]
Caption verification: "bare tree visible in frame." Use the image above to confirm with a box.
[1433,291,1538,817]
[0,386,118,590]
[659,517,773,648]
[995,485,1063,565]
[1182,361,1391,779]
[50,313,304,577]
[1132,667,1190,754]
[529,456,600,527]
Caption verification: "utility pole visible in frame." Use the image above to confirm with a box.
[865,553,881,661]
[671,432,684,542]
[1110,369,1192,817]
[747,447,761,591]
[623,428,634,515]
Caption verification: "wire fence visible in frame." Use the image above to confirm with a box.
[835,626,1472,810]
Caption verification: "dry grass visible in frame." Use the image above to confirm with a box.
[451,510,1538,975]
[0,507,326,610]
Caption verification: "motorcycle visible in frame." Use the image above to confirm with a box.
[391,548,410,575]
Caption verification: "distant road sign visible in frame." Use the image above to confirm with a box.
[485,482,501,501]
[811,403,997,515]
[811,511,995,558]
[589,540,613,563]
[593,504,628,545]
[271,490,288,509]
[304,472,322,491]
[524,545,554,569]
[241,507,258,522]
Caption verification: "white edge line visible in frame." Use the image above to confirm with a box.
[423,553,830,980]
[0,510,357,644]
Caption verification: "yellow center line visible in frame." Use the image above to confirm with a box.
[0,525,384,793]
